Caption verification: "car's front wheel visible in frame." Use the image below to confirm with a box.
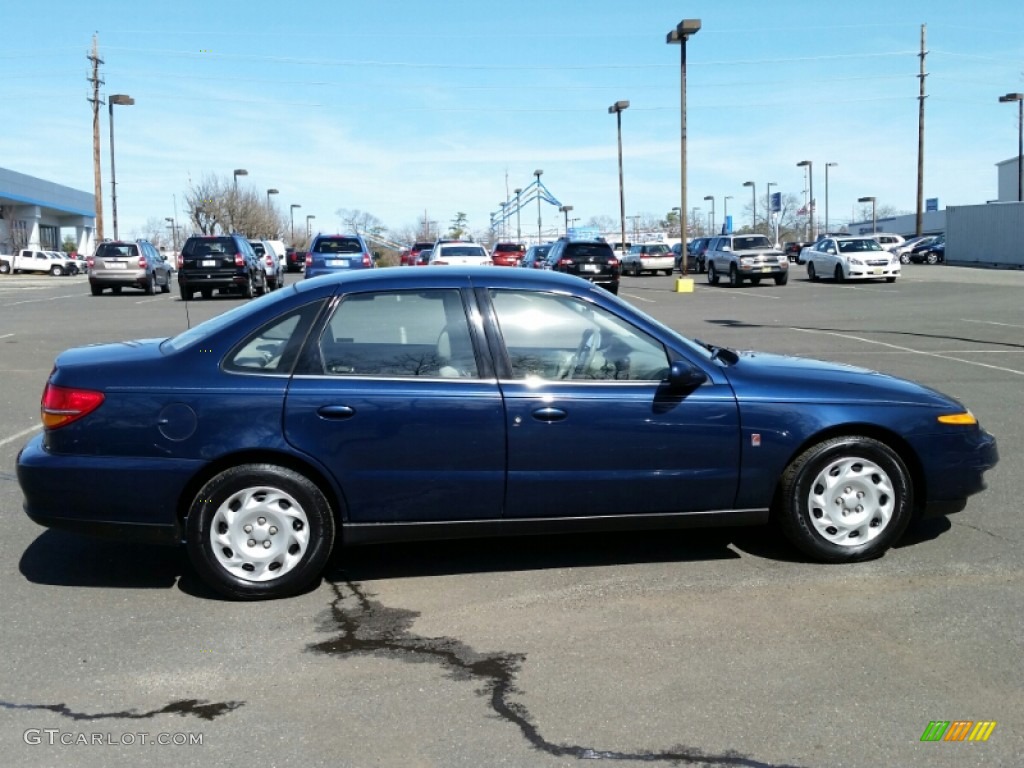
[774,271,789,286]
[728,264,742,287]
[899,252,911,264]
[777,436,912,563]
[185,464,336,600]
[834,264,845,283]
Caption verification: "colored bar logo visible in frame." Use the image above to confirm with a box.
[920,721,997,742]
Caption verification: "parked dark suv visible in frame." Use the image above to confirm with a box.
[89,239,172,296]
[303,233,374,278]
[542,239,619,294]
[177,234,267,300]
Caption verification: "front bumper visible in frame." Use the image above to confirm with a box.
[909,427,998,518]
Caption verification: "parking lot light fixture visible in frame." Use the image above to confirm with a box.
[108,93,135,241]
[743,181,756,230]
[703,195,715,234]
[999,93,1024,202]
[290,204,301,242]
[858,196,877,234]
[534,169,543,243]
[233,168,248,189]
[609,100,630,264]
[796,160,814,238]
[667,19,701,276]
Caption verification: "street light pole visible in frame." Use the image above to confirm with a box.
[165,216,177,255]
[534,169,543,243]
[858,196,877,233]
[513,188,522,243]
[999,93,1024,202]
[797,160,814,239]
[825,162,837,234]
[667,19,701,277]
[609,99,630,261]
[559,205,573,236]
[743,181,756,231]
[765,182,777,242]
[266,188,279,238]
[108,94,134,240]
[703,195,715,235]
[289,204,301,243]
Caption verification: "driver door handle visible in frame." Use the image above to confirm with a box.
[317,405,356,420]
[532,407,567,422]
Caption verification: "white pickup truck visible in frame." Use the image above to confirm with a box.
[0,249,76,276]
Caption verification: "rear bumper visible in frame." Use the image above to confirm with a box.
[90,269,149,288]
[178,270,249,289]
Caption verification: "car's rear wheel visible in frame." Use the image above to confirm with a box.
[834,264,845,283]
[925,252,938,265]
[707,263,719,285]
[728,264,741,287]
[185,464,336,600]
[144,274,155,295]
[90,284,102,296]
[807,262,819,281]
[50,265,64,277]
[0,261,10,274]
[243,274,255,299]
[160,275,170,293]
[777,436,912,563]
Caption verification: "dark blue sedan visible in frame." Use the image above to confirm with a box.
[17,268,998,599]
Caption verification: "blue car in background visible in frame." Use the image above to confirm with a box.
[17,268,997,600]
[303,233,374,278]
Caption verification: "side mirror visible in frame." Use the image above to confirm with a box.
[666,360,707,391]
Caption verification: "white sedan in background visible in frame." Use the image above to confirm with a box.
[804,236,900,283]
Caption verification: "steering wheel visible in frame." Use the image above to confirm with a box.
[569,328,601,379]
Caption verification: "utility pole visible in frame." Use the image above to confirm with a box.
[915,23,927,237]
[87,33,105,241]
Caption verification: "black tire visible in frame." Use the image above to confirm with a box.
[707,263,719,285]
[243,274,255,299]
[160,276,170,293]
[774,271,789,286]
[663,269,673,276]
[0,261,10,274]
[50,265,64,277]
[201,288,213,299]
[180,285,192,301]
[899,252,910,264]
[834,264,845,283]
[90,283,103,296]
[925,252,938,265]
[144,274,155,295]
[777,436,912,563]
[808,262,819,281]
[698,257,706,274]
[185,464,336,600]
[728,264,742,287]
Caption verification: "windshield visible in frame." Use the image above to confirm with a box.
[838,239,883,253]
[733,236,773,250]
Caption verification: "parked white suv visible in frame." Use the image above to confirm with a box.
[705,234,789,287]
[871,233,905,252]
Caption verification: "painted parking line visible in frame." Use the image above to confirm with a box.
[0,333,13,340]
[620,293,656,303]
[791,327,1024,376]
[961,318,1024,330]
[0,424,41,449]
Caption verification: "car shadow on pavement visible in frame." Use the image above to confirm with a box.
[19,529,184,590]
[326,527,759,583]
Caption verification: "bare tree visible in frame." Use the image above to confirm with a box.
[0,205,30,254]
[336,208,384,236]
[184,174,286,239]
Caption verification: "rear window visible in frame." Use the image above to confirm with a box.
[412,242,434,251]
[183,237,234,257]
[494,244,523,253]
[314,238,363,254]
[250,242,266,257]
[97,243,139,258]
[563,243,615,262]
[442,246,488,258]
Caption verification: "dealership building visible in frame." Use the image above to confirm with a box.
[0,167,96,255]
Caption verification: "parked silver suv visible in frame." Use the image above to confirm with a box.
[89,239,172,296]
[705,234,789,287]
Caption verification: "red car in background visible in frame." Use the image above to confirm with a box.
[402,241,435,266]
[491,242,525,267]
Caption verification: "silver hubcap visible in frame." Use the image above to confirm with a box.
[209,486,310,581]
[807,456,895,547]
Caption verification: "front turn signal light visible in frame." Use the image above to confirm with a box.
[937,412,977,426]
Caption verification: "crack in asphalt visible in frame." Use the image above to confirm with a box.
[0,698,244,721]
[308,580,807,767]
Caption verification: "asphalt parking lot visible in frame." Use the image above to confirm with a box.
[1,265,1021,768]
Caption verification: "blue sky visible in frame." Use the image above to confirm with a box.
[3,0,1022,242]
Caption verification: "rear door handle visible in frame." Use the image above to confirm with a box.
[317,405,356,420]
[532,407,567,422]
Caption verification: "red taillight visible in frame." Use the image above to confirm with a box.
[234,253,245,267]
[304,253,312,267]
[362,252,372,267]
[265,254,273,266]
[138,256,147,268]
[609,257,619,267]
[558,258,573,267]
[177,254,183,269]
[86,256,95,268]
[41,383,104,429]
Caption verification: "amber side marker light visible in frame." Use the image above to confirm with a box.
[937,412,977,426]
[41,384,105,429]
